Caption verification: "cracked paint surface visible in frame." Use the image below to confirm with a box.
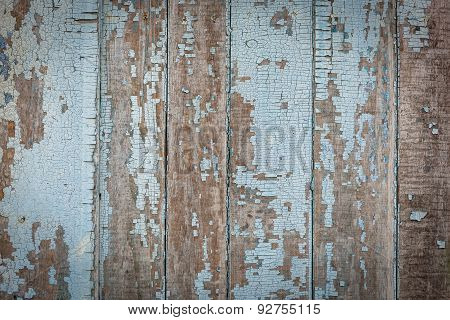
[0,0,447,301]
[230,0,312,299]
[399,0,431,52]
[398,0,450,299]
[166,0,227,300]
[99,0,166,299]
[313,0,396,299]
[0,0,98,299]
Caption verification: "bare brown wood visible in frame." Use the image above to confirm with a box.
[312,0,397,299]
[398,0,450,299]
[166,0,228,299]
[99,0,166,299]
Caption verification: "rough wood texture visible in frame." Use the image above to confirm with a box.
[0,0,98,299]
[1,0,449,301]
[99,0,166,299]
[313,0,397,299]
[166,0,228,299]
[229,0,313,299]
[398,0,449,299]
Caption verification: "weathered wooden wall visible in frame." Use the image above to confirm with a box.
[0,0,448,300]
[398,0,449,299]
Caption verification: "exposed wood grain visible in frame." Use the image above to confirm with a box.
[229,0,313,299]
[99,0,166,299]
[166,0,228,299]
[398,0,449,299]
[0,0,98,299]
[0,0,449,301]
[313,0,397,299]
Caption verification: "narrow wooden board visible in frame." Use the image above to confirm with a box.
[398,0,450,299]
[312,0,397,299]
[0,0,98,299]
[166,0,228,299]
[229,0,313,299]
[99,0,166,299]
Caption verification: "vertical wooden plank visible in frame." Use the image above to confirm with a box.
[166,0,228,299]
[230,0,313,299]
[398,0,449,299]
[99,0,166,299]
[0,0,98,299]
[313,0,397,299]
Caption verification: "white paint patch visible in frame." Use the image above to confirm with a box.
[191,212,199,237]
[192,95,202,124]
[360,258,368,290]
[322,174,334,228]
[48,266,56,285]
[399,0,432,52]
[317,0,385,160]
[320,124,335,228]
[194,236,212,300]
[410,210,428,222]
[149,219,160,237]
[24,287,36,299]
[358,217,368,252]
[191,212,199,228]
[130,213,149,248]
[130,64,137,78]
[176,10,197,67]
[437,240,446,249]
[291,256,309,286]
[200,157,211,182]
[315,242,338,298]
